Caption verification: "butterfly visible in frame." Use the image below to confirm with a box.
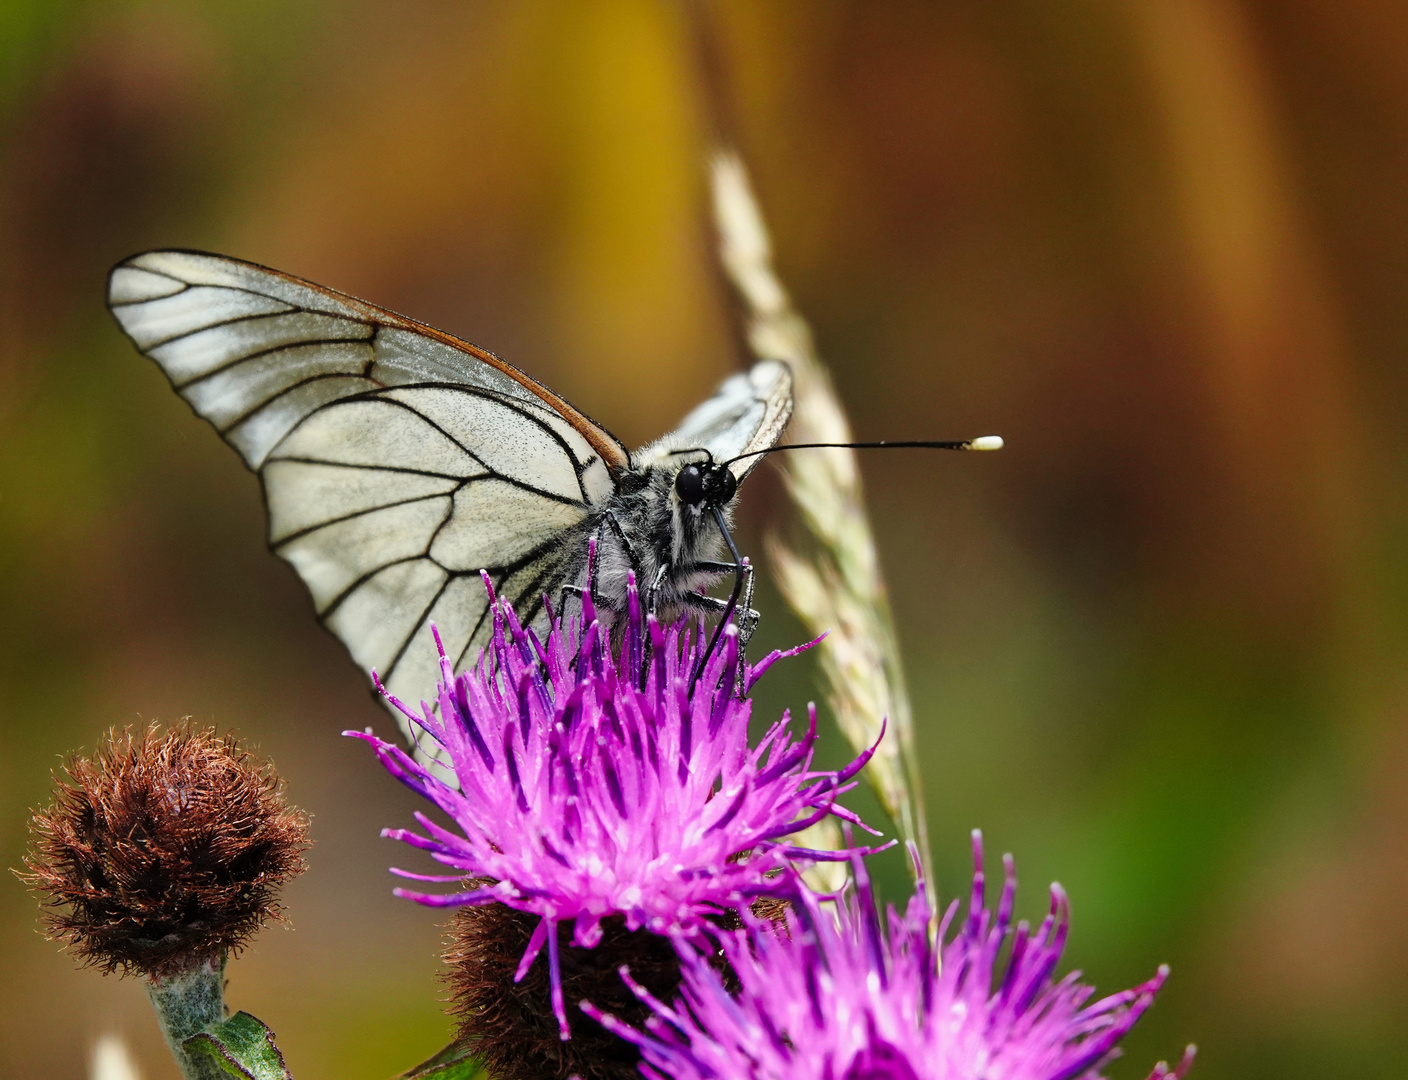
[107,249,792,734]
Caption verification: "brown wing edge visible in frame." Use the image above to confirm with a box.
[107,249,633,474]
[730,360,795,481]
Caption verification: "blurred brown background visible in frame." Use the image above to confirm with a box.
[4,2,1407,1077]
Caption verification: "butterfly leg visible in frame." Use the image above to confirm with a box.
[689,508,753,696]
[681,571,758,641]
[599,510,645,585]
[683,594,731,615]
[689,560,742,574]
[558,582,614,616]
[737,558,758,650]
[647,564,669,617]
[680,560,760,649]
[681,588,757,698]
[556,512,644,627]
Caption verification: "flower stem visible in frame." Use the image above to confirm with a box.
[145,955,226,1080]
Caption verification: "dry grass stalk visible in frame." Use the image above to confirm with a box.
[709,151,931,884]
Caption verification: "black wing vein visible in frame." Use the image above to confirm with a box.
[143,307,299,352]
[382,575,456,683]
[271,490,457,549]
[216,371,375,434]
[174,335,372,391]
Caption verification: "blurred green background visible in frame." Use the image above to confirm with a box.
[4,1,1407,1077]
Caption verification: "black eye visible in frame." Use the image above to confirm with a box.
[711,465,737,504]
[674,463,706,505]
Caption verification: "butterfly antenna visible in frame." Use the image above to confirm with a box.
[689,505,746,696]
[722,435,1004,470]
[663,446,715,463]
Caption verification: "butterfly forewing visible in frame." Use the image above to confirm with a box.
[108,250,622,724]
[109,250,794,766]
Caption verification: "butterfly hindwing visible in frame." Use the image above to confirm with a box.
[656,359,793,477]
[108,250,622,715]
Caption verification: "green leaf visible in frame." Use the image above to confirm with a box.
[183,1012,292,1080]
[397,1041,488,1080]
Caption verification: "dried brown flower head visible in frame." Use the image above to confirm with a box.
[444,895,790,1080]
[21,722,309,978]
[445,902,681,1080]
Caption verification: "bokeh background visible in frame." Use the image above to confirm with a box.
[3,1,1406,1077]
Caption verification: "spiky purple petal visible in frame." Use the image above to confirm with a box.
[350,575,876,1038]
[584,836,1194,1080]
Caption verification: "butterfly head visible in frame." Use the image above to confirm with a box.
[673,459,737,511]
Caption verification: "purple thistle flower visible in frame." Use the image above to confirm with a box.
[347,572,882,1040]
[585,833,1195,1080]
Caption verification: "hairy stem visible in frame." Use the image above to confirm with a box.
[145,955,226,1080]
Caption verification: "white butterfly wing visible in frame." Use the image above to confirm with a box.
[652,359,793,477]
[109,250,628,719]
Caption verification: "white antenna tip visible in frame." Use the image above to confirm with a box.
[970,435,1004,451]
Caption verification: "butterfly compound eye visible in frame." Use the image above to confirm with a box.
[674,463,706,506]
[710,465,737,504]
